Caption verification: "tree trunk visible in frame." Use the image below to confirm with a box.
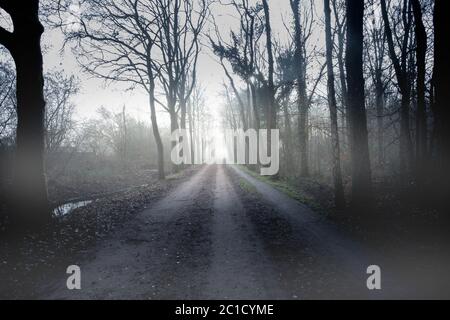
[298,99,309,177]
[399,93,414,179]
[180,98,187,130]
[7,2,51,227]
[324,0,345,208]
[188,99,195,163]
[332,0,350,160]
[262,0,276,156]
[222,61,248,131]
[433,0,450,186]
[250,83,260,131]
[375,72,385,169]
[121,105,128,168]
[169,104,180,172]
[411,0,427,184]
[169,100,179,136]
[148,73,165,180]
[291,0,309,177]
[282,99,294,175]
[380,0,413,181]
[345,0,372,204]
[179,97,188,167]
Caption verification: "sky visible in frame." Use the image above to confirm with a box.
[39,0,324,128]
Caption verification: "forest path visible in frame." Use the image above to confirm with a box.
[38,165,409,299]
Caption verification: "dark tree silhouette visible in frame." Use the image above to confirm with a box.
[411,0,427,174]
[380,0,414,180]
[332,0,350,148]
[290,0,309,177]
[0,0,50,227]
[345,0,372,204]
[262,0,276,152]
[366,9,387,170]
[324,0,345,208]
[433,0,450,186]
[209,0,263,132]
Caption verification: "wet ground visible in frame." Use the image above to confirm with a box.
[35,165,450,299]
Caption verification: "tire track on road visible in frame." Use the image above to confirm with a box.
[204,165,287,299]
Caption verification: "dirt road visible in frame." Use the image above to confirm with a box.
[37,165,437,299]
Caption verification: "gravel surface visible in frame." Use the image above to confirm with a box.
[2,164,449,299]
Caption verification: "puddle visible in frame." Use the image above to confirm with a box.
[53,200,93,217]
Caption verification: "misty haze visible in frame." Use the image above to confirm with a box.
[0,0,450,301]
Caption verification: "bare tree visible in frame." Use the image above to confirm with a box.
[276,45,296,175]
[187,83,205,162]
[345,0,372,204]
[411,0,427,183]
[380,0,414,180]
[261,0,276,137]
[222,84,239,131]
[210,0,264,132]
[61,0,166,179]
[324,0,345,208]
[366,2,388,170]
[332,0,350,147]
[219,58,248,132]
[290,0,309,177]
[44,71,79,153]
[210,0,267,165]
[152,0,209,134]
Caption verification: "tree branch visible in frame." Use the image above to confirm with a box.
[0,25,13,50]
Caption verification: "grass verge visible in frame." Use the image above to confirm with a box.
[236,165,328,215]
